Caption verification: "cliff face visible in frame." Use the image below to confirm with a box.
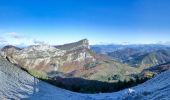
[55,39,90,51]
[1,39,95,78]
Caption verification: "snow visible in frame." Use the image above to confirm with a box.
[0,55,170,100]
[128,88,135,94]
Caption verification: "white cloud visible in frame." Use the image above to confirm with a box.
[2,32,48,46]
[33,39,46,45]
[7,32,23,39]
[0,37,8,46]
[159,41,170,45]
[0,32,31,46]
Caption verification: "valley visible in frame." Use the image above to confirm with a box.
[1,39,170,95]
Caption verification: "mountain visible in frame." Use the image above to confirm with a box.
[92,44,170,69]
[142,62,170,75]
[2,40,170,84]
[91,44,170,54]
[1,39,95,79]
[1,39,142,82]
[1,40,170,99]
[91,44,124,54]
[0,54,170,99]
[126,50,170,68]
[55,39,90,51]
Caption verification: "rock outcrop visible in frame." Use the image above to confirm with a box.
[55,39,90,51]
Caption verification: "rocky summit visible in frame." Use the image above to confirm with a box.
[1,39,95,78]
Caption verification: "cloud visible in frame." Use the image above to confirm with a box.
[0,37,8,46]
[163,41,170,45]
[0,37,6,42]
[33,39,45,45]
[1,32,47,46]
[155,41,170,45]
[0,32,31,46]
[0,40,8,44]
[7,32,23,39]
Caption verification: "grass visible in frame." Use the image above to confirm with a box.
[28,69,48,79]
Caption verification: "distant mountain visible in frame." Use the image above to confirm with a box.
[92,44,170,69]
[143,62,170,74]
[91,44,170,54]
[1,45,22,51]
[91,44,124,54]
[125,49,170,68]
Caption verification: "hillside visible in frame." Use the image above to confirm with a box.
[92,44,170,68]
[0,54,170,99]
[142,62,170,75]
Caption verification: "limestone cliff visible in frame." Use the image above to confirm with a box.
[1,39,95,78]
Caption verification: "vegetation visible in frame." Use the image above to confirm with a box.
[40,76,152,93]
[28,69,48,79]
[143,71,155,78]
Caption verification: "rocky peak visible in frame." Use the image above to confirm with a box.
[55,39,89,51]
[1,45,21,51]
[1,45,21,57]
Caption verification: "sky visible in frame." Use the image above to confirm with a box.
[0,0,170,46]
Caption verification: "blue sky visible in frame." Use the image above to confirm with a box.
[0,0,170,46]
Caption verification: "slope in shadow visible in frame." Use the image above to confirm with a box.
[40,75,150,93]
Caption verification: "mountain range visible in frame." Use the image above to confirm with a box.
[0,39,137,82]
[0,39,170,99]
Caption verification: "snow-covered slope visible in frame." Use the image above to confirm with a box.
[0,54,170,100]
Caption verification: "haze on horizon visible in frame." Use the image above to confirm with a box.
[0,0,170,46]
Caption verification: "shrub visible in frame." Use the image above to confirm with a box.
[28,69,48,79]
